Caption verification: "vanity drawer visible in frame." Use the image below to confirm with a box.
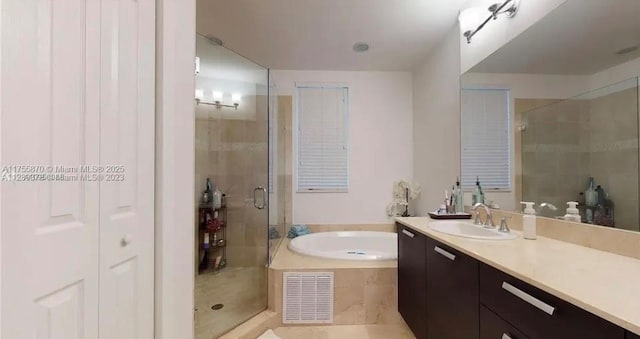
[480,264,624,339]
[480,305,529,339]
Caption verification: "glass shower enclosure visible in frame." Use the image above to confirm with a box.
[193,33,281,338]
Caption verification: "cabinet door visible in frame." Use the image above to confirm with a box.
[480,264,624,339]
[627,332,640,339]
[397,224,427,339]
[426,237,479,339]
[480,305,529,339]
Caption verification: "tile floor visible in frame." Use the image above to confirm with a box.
[272,324,416,339]
[195,266,267,339]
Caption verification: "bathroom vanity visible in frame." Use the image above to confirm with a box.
[396,218,640,339]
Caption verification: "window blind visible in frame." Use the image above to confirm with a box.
[296,85,349,192]
[461,88,511,190]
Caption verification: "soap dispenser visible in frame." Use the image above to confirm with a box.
[564,201,581,222]
[521,202,537,240]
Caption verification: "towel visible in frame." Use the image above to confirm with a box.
[268,226,281,240]
[256,329,282,339]
[287,224,310,238]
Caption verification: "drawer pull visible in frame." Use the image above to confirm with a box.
[434,246,456,260]
[401,229,415,238]
[502,281,555,316]
[502,333,513,339]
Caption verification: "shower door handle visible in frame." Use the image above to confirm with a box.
[253,186,267,210]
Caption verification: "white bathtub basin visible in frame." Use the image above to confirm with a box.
[428,221,517,240]
[288,231,397,260]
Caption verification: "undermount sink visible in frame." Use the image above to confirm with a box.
[428,221,517,240]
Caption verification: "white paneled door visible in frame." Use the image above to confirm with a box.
[1,0,155,338]
[98,0,155,338]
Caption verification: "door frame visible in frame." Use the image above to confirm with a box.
[154,0,196,338]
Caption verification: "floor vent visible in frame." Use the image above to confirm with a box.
[282,272,334,324]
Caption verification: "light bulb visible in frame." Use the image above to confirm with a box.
[195,89,204,100]
[212,91,223,101]
[231,93,242,104]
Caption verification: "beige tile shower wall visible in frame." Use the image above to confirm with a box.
[269,96,293,262]
[519,98,589,214]
[588,87,639,230]
[195,92,269,269]
[518,86,639,230]
[514,99,562,205]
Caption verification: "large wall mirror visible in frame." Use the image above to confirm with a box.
[461,0,640,231]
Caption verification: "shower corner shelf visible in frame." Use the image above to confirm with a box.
[197,203,227,275]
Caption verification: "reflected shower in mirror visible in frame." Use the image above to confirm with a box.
[461,0,640,231]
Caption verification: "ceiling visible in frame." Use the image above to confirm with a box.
[196,0,467,71]
[469,0,640,75]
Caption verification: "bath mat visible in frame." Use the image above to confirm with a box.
[257,329,282,339]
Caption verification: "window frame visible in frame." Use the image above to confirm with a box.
[460,87,512,192]
[294,82,350,193]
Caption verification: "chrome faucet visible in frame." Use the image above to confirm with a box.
[472,203,495,228]
[498,217,512,233]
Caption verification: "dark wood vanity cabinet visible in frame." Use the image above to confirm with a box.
[397,224,427,339]
[628,332,640,339]
[396,223,632,339]
[480,305,529,339]
[480,264,624,339]
[425,237,479,339]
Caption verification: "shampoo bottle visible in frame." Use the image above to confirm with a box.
[564,201,581,222]
[455,178,464,213]
[585,177,598,206]
[213,184,222,209]
[472,177,482,205]
[521,202,537,240]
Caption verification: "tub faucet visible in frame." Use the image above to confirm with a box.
[472,203,495,228]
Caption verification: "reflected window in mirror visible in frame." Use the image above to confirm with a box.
[461,88,511,191]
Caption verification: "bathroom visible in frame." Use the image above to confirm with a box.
[1,0,640,339]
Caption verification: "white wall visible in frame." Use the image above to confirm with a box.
[460,0,567,73]
[589,57,640,90]
[271,70,413,224]
[412,25,462,215]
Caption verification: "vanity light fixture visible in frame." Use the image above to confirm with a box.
[461,0,519,44]
[231,93,242,106]
[195,90,241,110]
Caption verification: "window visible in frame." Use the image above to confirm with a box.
[461,88,511,190]
[296,84,349,192]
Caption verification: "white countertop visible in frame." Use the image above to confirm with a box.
[395,216,640,335]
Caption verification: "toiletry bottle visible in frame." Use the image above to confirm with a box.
[472,176,482,205]
[564,201,581,222]
[203,178,212,204]
[213,184,222,209]
[521,202,537,240]
[585,177,597,207]
[203,232,210,250]
[596,185,605,206]
[455,178,464,213]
